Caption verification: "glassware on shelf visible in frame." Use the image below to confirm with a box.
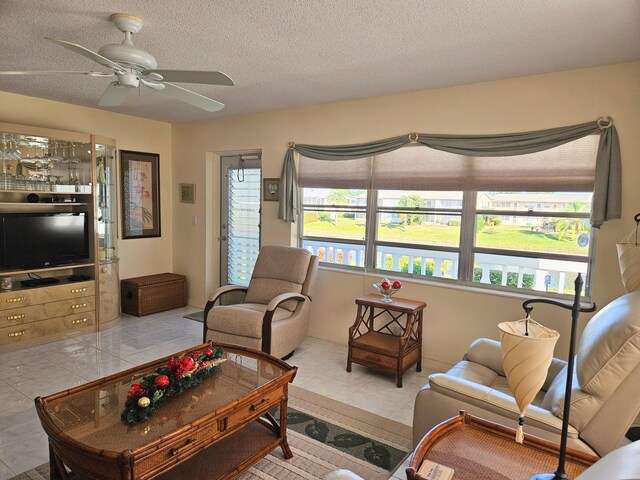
[96,144,118,263]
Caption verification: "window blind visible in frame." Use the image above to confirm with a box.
[298,155,371,189]
[371,135,600,191]
[298,135,599,192]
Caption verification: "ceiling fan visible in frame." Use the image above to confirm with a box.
[0,13,233,112]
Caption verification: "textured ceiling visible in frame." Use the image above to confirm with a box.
[1,0,639,123]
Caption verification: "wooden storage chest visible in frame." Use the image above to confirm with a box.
[120,273,186,316]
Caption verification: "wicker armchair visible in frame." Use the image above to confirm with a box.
[203,245,318,359]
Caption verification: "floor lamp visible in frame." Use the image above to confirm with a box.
[524,273,597,480]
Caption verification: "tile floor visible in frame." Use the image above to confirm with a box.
[0,307,434,479]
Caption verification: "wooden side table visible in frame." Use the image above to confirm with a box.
[406,412,599,480]
[347,294,426,387]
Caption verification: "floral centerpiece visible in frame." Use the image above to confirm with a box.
[122,346,225,424]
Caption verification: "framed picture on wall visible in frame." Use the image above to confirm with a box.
[179,183,196,204]
[263,178,279,202]
[121,150,161,239]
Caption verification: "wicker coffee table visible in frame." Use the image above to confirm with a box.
[36,342,297,480]
[406,412,599,480]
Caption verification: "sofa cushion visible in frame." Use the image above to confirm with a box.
[540,365,600,430]
[447,360,499,387]
[577,292,640,397]
[207,303,293,338]
[244,246,312,311]
[542,292,640,429]
[446,360,545,406]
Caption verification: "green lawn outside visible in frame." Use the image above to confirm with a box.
[304,218,588,255]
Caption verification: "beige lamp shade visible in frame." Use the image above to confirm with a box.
[499,318,559,443]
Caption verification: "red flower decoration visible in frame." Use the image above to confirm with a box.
[154,375,170,388]
[127,383,147,398]
[168,357,180,371]
[204,348,213,356]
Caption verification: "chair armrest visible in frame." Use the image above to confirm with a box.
[428,373,571,436]
[464,338,506,376]
[203,285,249,343]
[207,285,248,305]
[266,292,306,312]
[575,441,640,480]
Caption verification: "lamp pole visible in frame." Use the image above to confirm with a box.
[524,274,597,480]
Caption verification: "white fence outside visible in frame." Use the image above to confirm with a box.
[302,239,587,295]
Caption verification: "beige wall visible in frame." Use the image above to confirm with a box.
[0,92,173,280]
[172,61,640,368]
[2,61,636,368]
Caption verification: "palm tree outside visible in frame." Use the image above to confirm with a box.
[326,189,350,225]
[555,200,589,240]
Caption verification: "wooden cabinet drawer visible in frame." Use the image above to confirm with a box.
[136,386,284,478]
[227,386,283,429]
[0,295,95,326]
[136,418,226,478]
[0,312,95,346]
[0,281,95,312]
[351,347,397,369]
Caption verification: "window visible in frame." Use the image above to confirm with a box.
[302,188,367,266]
[374,190,462,279]
[299,138,600,298]
[472,192,592,295]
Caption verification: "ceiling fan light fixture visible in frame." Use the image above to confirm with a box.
[115,71,140,88]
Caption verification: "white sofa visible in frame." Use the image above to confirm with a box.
[413,291,640,456]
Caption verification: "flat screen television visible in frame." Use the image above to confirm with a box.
[0,212,89,269]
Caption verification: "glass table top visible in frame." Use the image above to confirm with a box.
[40,344,290,451]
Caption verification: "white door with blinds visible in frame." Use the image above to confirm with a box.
[220,154,261,287]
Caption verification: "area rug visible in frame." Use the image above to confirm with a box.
[183,310,204,322]
[9,385,412,480]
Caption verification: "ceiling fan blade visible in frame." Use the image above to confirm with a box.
[0,70,114,77]
[98,82,131,107]
[158,82,224,112]
[143,69,234,86]
[46,38,126,74]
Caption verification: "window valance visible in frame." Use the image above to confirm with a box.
[278,118,621,228]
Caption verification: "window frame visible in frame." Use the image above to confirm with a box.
[300,189,596,300]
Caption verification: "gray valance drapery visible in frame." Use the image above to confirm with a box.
[278,118,621,228]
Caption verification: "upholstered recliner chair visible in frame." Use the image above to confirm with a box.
[203,245,318,359]
[413,291,640,456]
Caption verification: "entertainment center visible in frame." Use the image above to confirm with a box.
[0,122,119,352]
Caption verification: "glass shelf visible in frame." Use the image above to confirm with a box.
[96,144,118,264]
[0,132,92,194]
